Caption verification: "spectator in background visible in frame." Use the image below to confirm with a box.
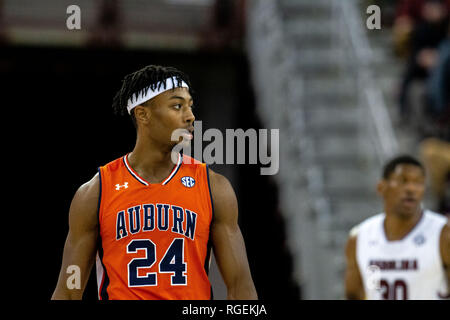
[0,0,7,44]
[87,0,122,47]
[393,0,450,57]
[365,0,398,27]
[420,138,450,216]
[420,25,450,217]
[200,0,245,50]
[398,0,449,124]
[427,24,450,129]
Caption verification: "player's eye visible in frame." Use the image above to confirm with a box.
[173,104,182,110]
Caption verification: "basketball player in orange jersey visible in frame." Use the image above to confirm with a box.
[345,155,450,300]
[51,65,257,300]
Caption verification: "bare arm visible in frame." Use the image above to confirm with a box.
[439,222,450,299]
[51,174,100,300]
[344,230,365,300]
[209,170,257,300]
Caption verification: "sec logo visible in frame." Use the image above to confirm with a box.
[181,176,195,188]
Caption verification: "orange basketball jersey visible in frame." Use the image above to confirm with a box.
[96,153,213,300]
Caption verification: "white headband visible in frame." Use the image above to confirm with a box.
[127,77,189,114]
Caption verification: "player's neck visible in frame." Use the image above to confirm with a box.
[383,209,423,241]
[128,135,177,183]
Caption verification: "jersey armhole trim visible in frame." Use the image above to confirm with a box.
[204,164,214,299]
[97,167,103,225]
[437,221,448,268]
[205,164,215,222]
[96,166,110,300]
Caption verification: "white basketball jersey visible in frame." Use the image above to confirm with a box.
[355,210,448,300]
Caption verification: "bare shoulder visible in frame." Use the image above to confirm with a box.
[440,220,450,262]
[208,169,238,223]
[345,215,377,256]
[208,168,231,188]
[69,173,100,228]
[345,232,358,258]
[440,219,450,246]
[345,223,361,261]
[208,169,236,201]
[442,218,450,235]
[73,173,100,204]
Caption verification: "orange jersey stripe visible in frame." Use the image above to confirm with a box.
[96,154,213,300]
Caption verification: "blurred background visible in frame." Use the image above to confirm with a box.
[3,0,448,300]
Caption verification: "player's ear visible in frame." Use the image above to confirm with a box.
[376,180,386,196]
[134,105,151,124]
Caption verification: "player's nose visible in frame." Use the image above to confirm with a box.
[404,181,420,195]
[184,107,195,124]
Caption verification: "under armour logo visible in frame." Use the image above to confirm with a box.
[115,182,129,190]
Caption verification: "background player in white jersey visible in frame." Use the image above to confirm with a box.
[345,155,450,300]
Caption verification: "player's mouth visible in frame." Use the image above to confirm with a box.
[182,127,194,140]
[401,197,417,207]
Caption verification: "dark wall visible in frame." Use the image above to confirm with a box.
[2,44,299,300]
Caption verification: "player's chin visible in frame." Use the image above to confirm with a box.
[397,205,420,219]
[170,138,192,149]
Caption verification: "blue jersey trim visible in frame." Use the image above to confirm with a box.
[205,164,214,300]
[122,155,149,186]
[96,167,110,300]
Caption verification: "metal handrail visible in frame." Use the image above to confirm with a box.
[246,0,335,299]
[339,0,398,162]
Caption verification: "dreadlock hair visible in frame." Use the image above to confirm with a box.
[112,65,193,127]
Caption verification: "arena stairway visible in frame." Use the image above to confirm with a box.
[278,0,391,299]
[366,23,420,153]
